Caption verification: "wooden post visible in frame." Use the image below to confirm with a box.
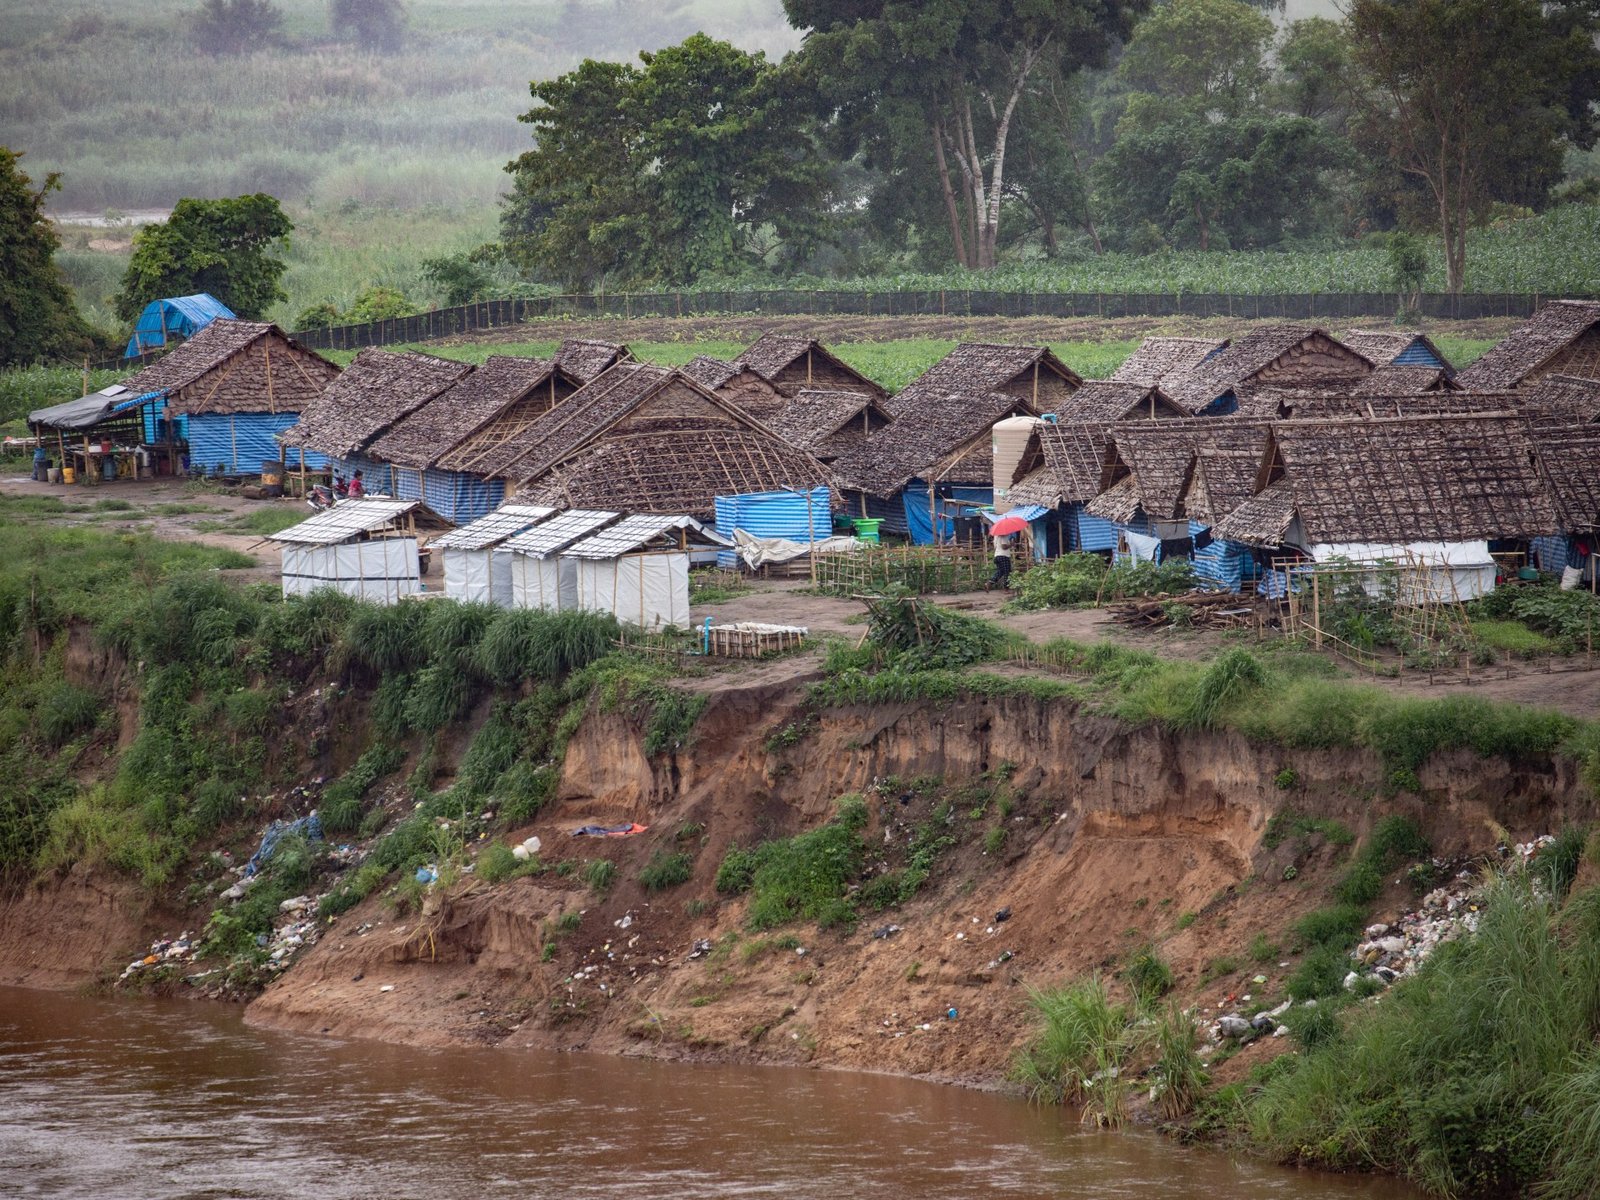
[806,487,817,587]
[1311,571,1322,649]
[82,358,89,398]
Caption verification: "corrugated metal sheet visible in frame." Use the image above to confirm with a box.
[188,411,326,473]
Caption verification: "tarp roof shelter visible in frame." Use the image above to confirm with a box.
[497,508,621,613]
[125,294,236,357]
[29,384,160,431]
[267,498,451,604]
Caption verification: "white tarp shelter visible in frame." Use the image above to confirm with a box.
[498,509,620,612]
[1307,540,1498,602]
[432,504,557,606]
[563,514,733,629]
[269,498,438,604]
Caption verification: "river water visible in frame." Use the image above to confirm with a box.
[0,986,1415,1200]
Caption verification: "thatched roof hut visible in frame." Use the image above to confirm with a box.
[1457,301,1600,390]
[733,334,884,398]
[764,389,895,461]
[1270,388,1513,421]
[1163,325,1373,415]
[554,338,631,383]
[886,342,1080,419]
[282,348,470,459]
[1086,420,1269,524]
[1054,380,1184,421]
[486,365,833,519]
[367,355,563,470]
[1521,374,1600,423]
[831,389,1035,499]
[1212,414,1555,548]
[122,318,339,417]
[431,360,589,476]
[1184,448,1265,527]
[1005,422,1112,509]
[1529,422,1600,533]
[1351,365,1460,395]
[1342,330,1455,374]
[1110,336,1229,387]
[681,354,787,420]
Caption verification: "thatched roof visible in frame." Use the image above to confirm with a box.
[554,339,630,383]
[680,354,786,420]
[1276,389,1516,421]
[733,334,884,398]
[1110,336,1228,387]
[1164,325,1372,413]
[1352,365,1459,395]
[886,342,1080,420]
[1211,480,1299,546]
[1522,374,1600,423]
[1216,414,1555,547]
[366,355,558,469]
[831,390,1033,497]
[281,348,470,457]
[1055,380,1184,421]
[1088,420,1268,523]
[1342,330,1455,374]
[1457,301,1600,390]
[1530,422,1600,532]
[121,318,340,416]
[765,389,894,458]
[1001,421,1111,508]
[489,364,673,483]
[1186,448,1264,526]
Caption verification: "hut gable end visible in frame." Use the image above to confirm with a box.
[124,319,340,417]
[1458,301,1600,390]
[733,334,885,399]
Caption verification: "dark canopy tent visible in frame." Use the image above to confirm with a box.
[29,384,165,483]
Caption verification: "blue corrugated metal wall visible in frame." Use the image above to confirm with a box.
[385,465,501,523]
[188,412,326,473]
[142,407,189,446]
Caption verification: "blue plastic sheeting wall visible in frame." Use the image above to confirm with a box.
[188,412,326,473]
[1068,504,1118,552]
[142,407,189,446]
[714,487,831,567]
[860,492,909,534]
[1191,538,1255,590]
[125,293,235,356]
[901,482,993,545]
[389,466,503,525]
[1531,535,1578,572]
[1393,341,1443,368]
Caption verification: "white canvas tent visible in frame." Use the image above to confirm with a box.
[498,509,620,612]
[563,514,733,629]
[268,499,445,604]
[431,504,557,606]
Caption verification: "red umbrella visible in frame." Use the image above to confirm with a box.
[989,515,1030,536]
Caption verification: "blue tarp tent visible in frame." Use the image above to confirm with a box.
[902,482,993,545]
[124,294,235,357]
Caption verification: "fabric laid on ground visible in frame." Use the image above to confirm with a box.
[732,530,862,568]
[572,823,649,837]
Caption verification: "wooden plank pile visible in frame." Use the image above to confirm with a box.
[1111,590,1258,629]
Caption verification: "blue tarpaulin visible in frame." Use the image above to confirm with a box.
[902,482,992,545]
[188,412,326,474]
[125,294,235,357]
[1068,503,1119,552]
[714,487,831,567]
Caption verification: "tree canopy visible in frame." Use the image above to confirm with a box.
[114,195,293,323]
[501,35,830,288]
[0,148,103,368]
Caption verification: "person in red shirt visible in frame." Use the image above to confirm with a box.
[347,470,365,498]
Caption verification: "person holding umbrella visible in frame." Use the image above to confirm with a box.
[986,513,1030,591]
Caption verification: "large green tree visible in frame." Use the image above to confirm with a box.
[114,195,293,323]
[1347,0,1600,292]
[0,148,101,368]
[785,0,1148,270]
[501,35,830,288]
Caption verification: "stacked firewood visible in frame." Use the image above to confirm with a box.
[1111,590,1258,629]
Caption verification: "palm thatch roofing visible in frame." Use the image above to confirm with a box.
[554,339,631,383]
[1211,480,1299,547]
[1163,325,1373,413]
[1352,365,1460,395]
[831,389,1035,497]
[366,355,560,469]
[733,334,885,398]
[281,348,470,457]
[1522,374,1600,423]
[121,318,340,416]
[1530,422,1600,532]
[885,342,1080,420]
[680,354,787,420]
[1342,330,1455,373]
[764,389,894,458]
[999,421,1112,509]
[1457,301,1600,390]
[1186,448,1265,526]
[1055,380,1184,421]
[1087,420,1268,523]
[1274,389,1515,421]
[1213,414,1555,547]
[1110,336,1229,387]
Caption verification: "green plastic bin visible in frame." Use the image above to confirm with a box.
[852,518,882,543]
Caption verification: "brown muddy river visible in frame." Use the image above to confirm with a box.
[0,986,1417,1199]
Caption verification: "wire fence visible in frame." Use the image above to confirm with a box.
[63,288,1591,372]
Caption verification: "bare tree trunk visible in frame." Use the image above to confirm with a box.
[930,121,971,269]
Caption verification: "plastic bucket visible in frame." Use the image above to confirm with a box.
[61,466,76,485]
[852,518,882,543]
[47,467,61,484]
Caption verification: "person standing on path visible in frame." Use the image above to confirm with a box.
[988,532,1014,590]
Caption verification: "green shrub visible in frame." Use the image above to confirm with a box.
[477,843,519,884]
[582,859,616,891]
[1294,903,1368,949]
[1279,998,1343,1047]
[639,850,694,891]
[476,608,619,684]
[36,681,100,746]
[1536,825,1588,900]
[1123,944,1174,1005]
[1286,942,1350,1000]
[1183,648,1267,729]
[1151,1001,1209,1119]
[343,602,427,674]
[320,744,402,834]
[1013,975,1133,1111]
[716,795,869,930]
